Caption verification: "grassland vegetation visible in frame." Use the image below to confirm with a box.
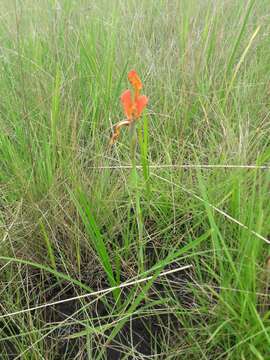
[0,0,270,358]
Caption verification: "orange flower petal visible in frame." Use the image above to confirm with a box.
[135,95,148,118]
[128,70,142,93]
[120,89,133,119]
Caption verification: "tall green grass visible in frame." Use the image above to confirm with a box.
[0,0,270,358]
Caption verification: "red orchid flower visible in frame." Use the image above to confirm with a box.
[110,70,148,145]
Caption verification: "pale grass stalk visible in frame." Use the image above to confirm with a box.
[0,264,192,320]
[89,164,270,170]
[152,173,270,245]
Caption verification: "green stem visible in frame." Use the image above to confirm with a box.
[129,122,144,273]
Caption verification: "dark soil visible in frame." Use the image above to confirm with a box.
[1,254,195,359]
[106,316,158,359]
